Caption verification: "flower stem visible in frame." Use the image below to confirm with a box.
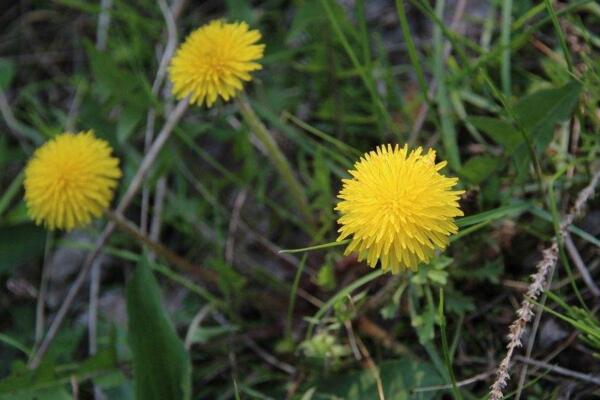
[236,93,314,229]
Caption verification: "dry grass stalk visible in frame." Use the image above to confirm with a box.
[489,170,600,399]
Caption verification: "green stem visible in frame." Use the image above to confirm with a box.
[438,288,462,400]
[306,269,384,338]
[236,93,314,229]
[285,254,308,337]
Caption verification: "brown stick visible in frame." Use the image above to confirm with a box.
[489,169,600,399]
[105,210,218,284]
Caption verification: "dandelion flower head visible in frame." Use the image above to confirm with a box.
[168,20,265,107]
[336,144,464,274]
[24,131,121,231]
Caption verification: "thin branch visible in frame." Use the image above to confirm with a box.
[515,355,600,386]
[28,97,189,369]
[413,369,496,392]
[564,233,600,297]
[0,90,33,150]
[105,210,218,283]
[184,305,212,350]
[88,258,103,355]
[90,4,115,397]
[489,169,600,399]
[148,176,167,262]
[33,231,54,350]
[214,311,296,375]
[140,0,180,234]
[95,0,112,51]
[225,189,248,265]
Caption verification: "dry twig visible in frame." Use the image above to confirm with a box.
[28,97,189,369]
[489,170,600,399]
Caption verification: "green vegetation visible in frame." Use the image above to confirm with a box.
[1,0,599,399]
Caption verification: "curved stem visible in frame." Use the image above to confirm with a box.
[236,93,314,229]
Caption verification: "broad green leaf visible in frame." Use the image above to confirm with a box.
[0,224,46,275]
[84,41,152,109]
[461,155,501,185]
[514,80,582,150]
[225,0,254,23]
[445,290,475,314]
[287,0,327,43]
[467,116,521,154]
[315,358,442,400]
[0,387,71,400]
[0,349,118,398]
[127,260,191,400]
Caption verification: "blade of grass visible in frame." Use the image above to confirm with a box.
[395,0,428,99]
[456,202,529,228]
[452,0,592,84]
[0,333,31,357]
[501,0,513,98]
[543,0,574,73]
[438,288,462,400]
[433,0,461,170]
[281,111,361,158]
[0,169,23,217]
[306,269,384,338]
[285,254,308,337]
[321,0,401,139]
[528,206,600,248]
[280,239,349,254]
[237,93,314,230]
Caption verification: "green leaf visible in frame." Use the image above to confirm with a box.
[316,263,336,291]
[456,202,528,228]
[116,106,144,144]
[461,155,500,185]
[84,41,152,109]
[514,80,582,150]
[225,0,254,23]
[0,224,46,275]
[455,260,503,283]
[187,325,238,346]
[127,260,191,400]
[0,349,118,398]
[445,290,475,314]
[315,358,442,399]
[467,116,521,154]
[0,58,15,90]
[427,269,448,285]
[411,306,436,345]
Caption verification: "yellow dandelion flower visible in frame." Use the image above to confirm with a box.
[168,20,265,107]
[336,144,464,274]
[24,131,121,231]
